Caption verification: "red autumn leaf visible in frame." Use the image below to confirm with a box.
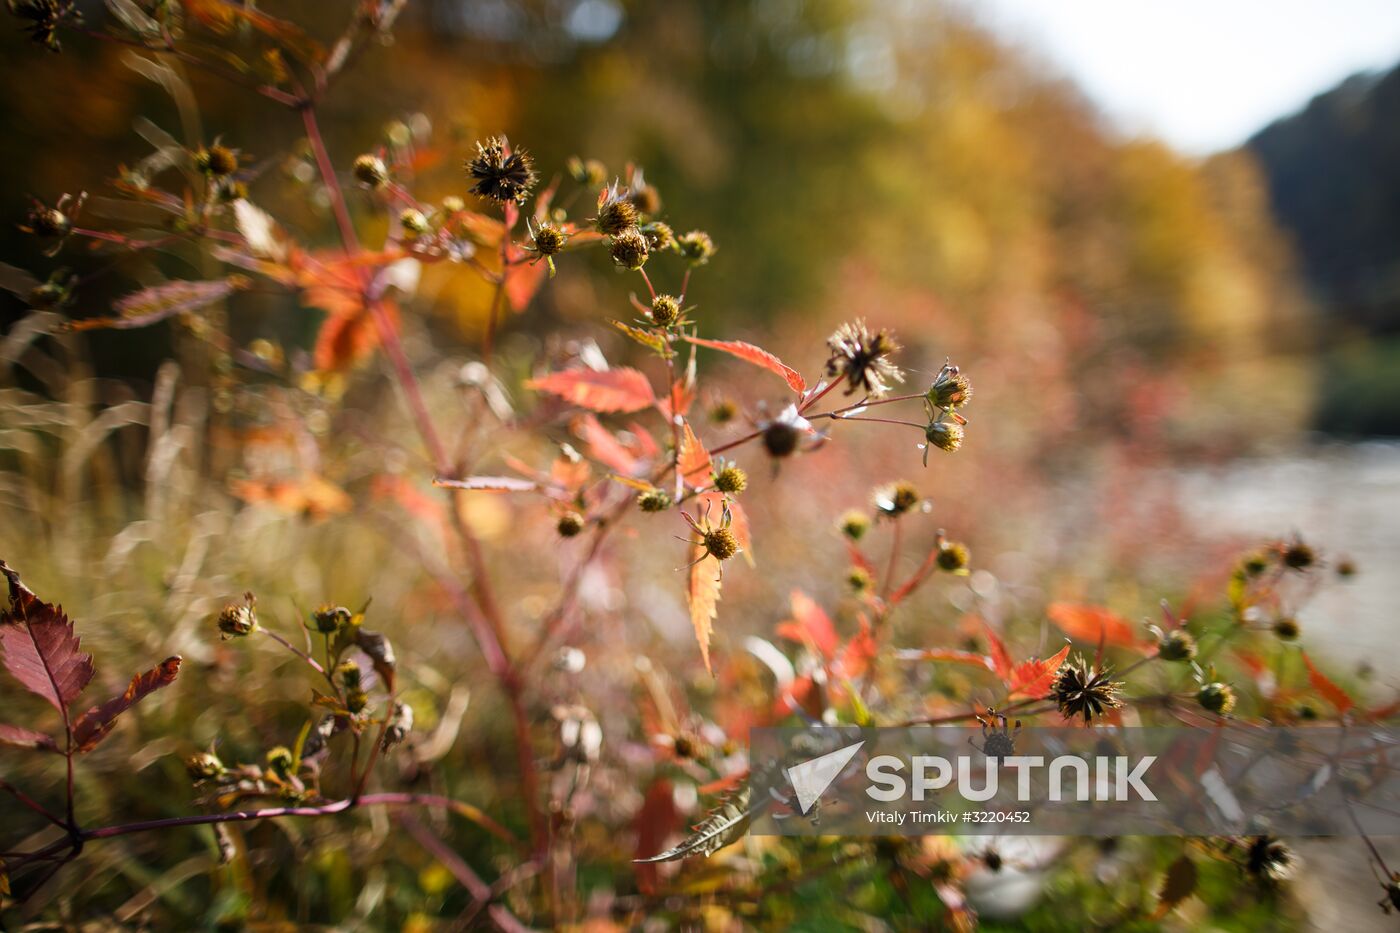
[682,336,806,394]
[0,722,58,753]
[678,422,712,489]
[527,368,656,413]
[834,615,878,682]
[1007,643,1073,699]
[1048,603,1145,649]
[0,562,95,713]
[550,454,591,491]
[776,590,839,659]
[657,378,696,421]
[573,414,641,475]
[71,656,182,752]
[982,621,1014,680]
[688,552,722,676]
[433,475,539,493]
[634,779,682,893]
[505,244,548,312]
[1301,651,1354,714]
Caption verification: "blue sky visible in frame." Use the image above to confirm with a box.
[965,0,1400,153]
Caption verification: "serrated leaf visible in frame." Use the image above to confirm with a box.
[1302,651,1354,713]
[574,414,642,475]
[1007,643,1073,699]
[1154,854,1198,917]
[982,621,1013,680]
[526,368,655,413]
[689,553,722,676]
[634,787,752,863]
[71,656,182,752]
[64,277,247,332]
[682,335,806,394]
[609,319,668,354]
[678,422,712,489]
[0,723,58,753]
[0,561,95,713]
[433,475,540,493]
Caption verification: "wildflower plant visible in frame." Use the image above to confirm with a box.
[0,2,1394,929]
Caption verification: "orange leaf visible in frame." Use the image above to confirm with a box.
[678,422,712,489]
[72,656,182,752]
[776,590,839,659]
[527,368,655,413]
[1048,603,1145,649]
[982,620,1013,679]
[505,245,548,311]
[432,476,539,493]
[682,336,806,394]
[573,414,640,475]
[1007,643,1073,699]
[834,615,878,682]
[688,553,722,676]
[1302,651,1354,713]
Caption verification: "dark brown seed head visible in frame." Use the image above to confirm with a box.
[762,420,801,458]
[557,511,585,537]
[826,319,905,397]
[1052,656,1124,723]
[195,144,239,177]
[595,196,639,236]
[465,137,537,203]
[937,542,970,572]
[609,228,649,270]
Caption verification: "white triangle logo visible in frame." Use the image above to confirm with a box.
[785,740,865,814]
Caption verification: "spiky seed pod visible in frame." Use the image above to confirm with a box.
[937,542,971,573]
[638,488,672,512]
[399,209,429,236]
[1198,682,1237,715]
[22,205,70,239]
[926,421,964,454]
[185,752,225,781]
[1273,617,1301,641]
[708,399,738,424]
[557,511,586,537]
[642,221,675,252]
[217,597,258,639]
[826,320,905,397]
[650,294,681,326]
[609,228,649,270]
[465,137,537,203]
[1052,657,1125,723]
[1243,835,1294,882]
[874,481,920,517]
[13,0,78,52]
[838,510,871,540]
[678,230,716,265]
[312,604,352,634]
[530,221,568,256]
[352,154,389,189]
[847,566,873,593]
[628,183,662,216]
[982,731,1016,759]
[762,420,801,458]
[1157,629,1197,661]
[713,465,748,495]
[928,367,973,409]
[1282,539,1316,571]
[703,527,739,562]
[595,196,639,236]
[195,145,238,177]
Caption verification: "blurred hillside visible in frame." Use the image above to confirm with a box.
[1249,59,1400,435]
[0,0,1315,456]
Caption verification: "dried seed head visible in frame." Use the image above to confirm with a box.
[567,156,608,188]
[874,481,920,517]
[1197,682,1237,715]
[1335,558,1357,578]
[838,510,871,540]
[557,510,586,537]
[703,527,739,561]
[530,221,568,256]
[609,228,649,270]
[641,221,675,252]
[628,183,662,216]
[1272,617,1301,641]
[1156,629,1197,661]
[595,195,639,235]
[713,465,748,495]
[982,731,1016,759]
[937,541,970,573]
[847,566,873,593]
[826,320,905,397]
[194,144,239,177]
[185,751,225,781]
[650,294,681,326]
[637,488,672,512]
[925,421,964,454]
[465,137,537,203]
[312,604,352,634]
[678,229,716,265]
[1243,835,1294,882]
[1052,656,1125,723]
[708,399,738,424]
[217,595,258,639]
[399,208,429,236]
[1281,539,1316,571]
[762,420,801,458]
[352,154,389,189]
[1241,551,1271,576]
[13,0,78,52]
[927,365,973,409]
